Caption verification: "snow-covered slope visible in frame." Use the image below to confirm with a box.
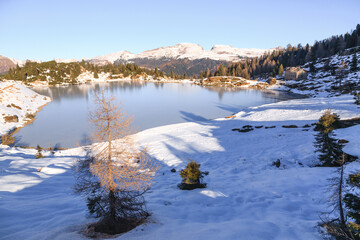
[8,58,27,67]
[137,43,206,60]
[211,44,273,59]
[91,50,136,63]
[280,52,360,97]
[0,81,51,135]
[1,93,359,239]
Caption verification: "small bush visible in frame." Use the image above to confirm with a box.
[354,91,360,105]
[267,78,277,85]
[178,161,207,190]
[1,133,15,146]
[4,115,19,123]
[25,113,35,119]
[35,145,44,159]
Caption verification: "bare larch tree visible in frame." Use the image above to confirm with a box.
[75,90,158,235]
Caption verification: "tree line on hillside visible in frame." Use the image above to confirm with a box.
[205,24,360,79]
[1,60,169,84]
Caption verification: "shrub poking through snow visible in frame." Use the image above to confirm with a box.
[35,145,44,159]
[314,109,343,166]
[178,161,207,190]
[354,91,360,105]
[1,133,15,146]
[4,115,19,123]
[273,159,281,168]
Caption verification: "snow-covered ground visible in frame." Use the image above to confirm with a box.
[1,90,359,239]
[0,81,51,135]
[280,53,360,97]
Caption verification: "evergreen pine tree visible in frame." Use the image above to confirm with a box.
[218,64,227,76]
[314,109,343,166]
[206,68,210,78]
[324,59,331,71]
[351,53,358,71]
[178,161,207,190]
[278,64,284,75]
[344,172,360,236]
[310,60,316,73]
[94,70,99,79]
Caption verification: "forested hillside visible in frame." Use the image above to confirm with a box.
[210,24,360,79]
[1,60,168,84]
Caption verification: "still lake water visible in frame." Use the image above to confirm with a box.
[14,81,297,148]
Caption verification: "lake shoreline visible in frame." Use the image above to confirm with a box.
[20,80,302,148]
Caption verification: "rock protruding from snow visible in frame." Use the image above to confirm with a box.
[0,55,16,74]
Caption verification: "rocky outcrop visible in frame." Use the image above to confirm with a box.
[0,55,16,75]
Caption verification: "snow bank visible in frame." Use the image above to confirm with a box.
[0,81,51,135]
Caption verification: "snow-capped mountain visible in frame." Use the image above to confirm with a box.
[4,43,274,65]
[8,57,27,67]
[90,51,136,63]
[92,43,273,63]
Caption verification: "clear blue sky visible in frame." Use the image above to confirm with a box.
[0,0,359,61]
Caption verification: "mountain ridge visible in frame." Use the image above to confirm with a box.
[90,43,275,63]
[6,43,275,65]
[1,43,278,75]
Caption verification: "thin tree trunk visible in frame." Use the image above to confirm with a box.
[109,190,116,222]
[339,155,345,228]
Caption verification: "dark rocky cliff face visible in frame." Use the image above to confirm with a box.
[0,55,16,75]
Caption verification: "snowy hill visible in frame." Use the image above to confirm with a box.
[282,52,360,97]
[0,81,51,135]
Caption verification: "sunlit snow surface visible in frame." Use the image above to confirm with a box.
[1,93,360,239]
[0,81,51,135]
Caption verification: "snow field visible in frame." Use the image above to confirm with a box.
[0,93,359,239]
